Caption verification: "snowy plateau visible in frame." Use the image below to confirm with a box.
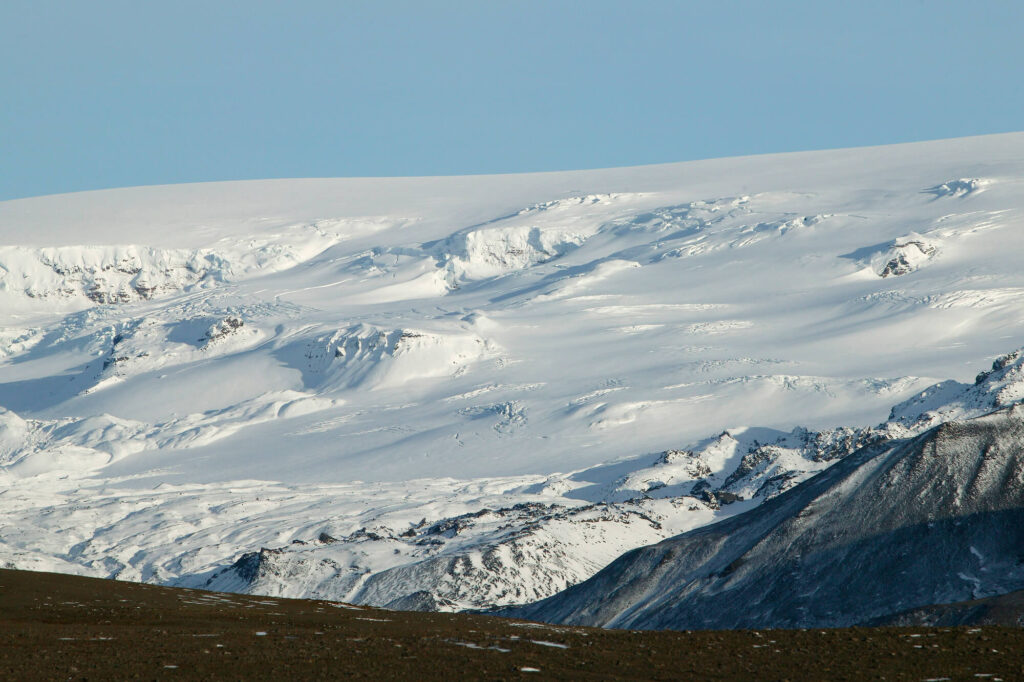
[2,133,1024,624]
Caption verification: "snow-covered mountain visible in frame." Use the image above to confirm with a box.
[507,352,1024,629]
[179,347,1024,611]
[2,133,1024,613]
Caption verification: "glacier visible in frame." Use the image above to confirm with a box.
[507,352,1024,629]
[2,133,1024,612]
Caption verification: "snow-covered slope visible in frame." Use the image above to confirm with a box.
[174,347,1024,611]
[2,133,1024,610]
[508,359,1024,629]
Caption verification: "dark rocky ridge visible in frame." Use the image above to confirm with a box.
[869,588,1024,627]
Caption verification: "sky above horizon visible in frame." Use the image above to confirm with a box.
[2,1,1022,201]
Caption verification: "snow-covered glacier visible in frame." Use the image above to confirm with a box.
[2,133,1024,611]
[507,351,1024,629]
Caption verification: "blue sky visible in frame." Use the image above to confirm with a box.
[2,1,1022,201]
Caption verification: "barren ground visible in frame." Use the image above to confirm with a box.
[2,569,1024,680]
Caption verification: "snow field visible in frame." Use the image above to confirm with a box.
[1,134,1024,607]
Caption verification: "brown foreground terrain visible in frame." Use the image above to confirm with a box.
[2,568,1024,680]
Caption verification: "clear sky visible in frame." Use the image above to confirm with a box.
[2,0,1022,201]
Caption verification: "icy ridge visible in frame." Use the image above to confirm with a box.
[0,225,342,304]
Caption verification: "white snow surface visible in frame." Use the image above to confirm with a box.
[2,133,1024,608]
